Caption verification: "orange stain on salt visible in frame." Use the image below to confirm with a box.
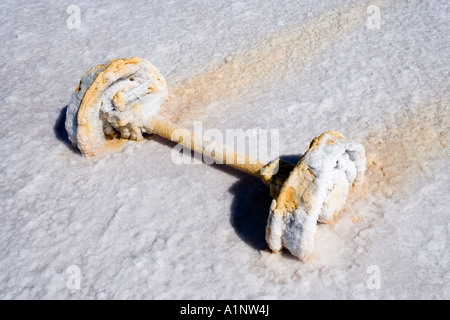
[160,3,367,122]
[364,97,449,198]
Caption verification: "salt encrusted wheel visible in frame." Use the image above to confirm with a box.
[65,57,168,157]
[265,131,366,261]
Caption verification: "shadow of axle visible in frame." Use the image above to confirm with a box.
[54,107,302,251]
[228,154,301,251]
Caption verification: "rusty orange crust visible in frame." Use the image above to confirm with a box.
[274,131,344,214]
[74,63,109,93]
[104,137,129,152]
[77,58,141,156]
[112,91,126,112]
[309,131,344,150]
[274,157,315,214]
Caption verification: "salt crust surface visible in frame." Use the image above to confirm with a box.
[0,0,448,299]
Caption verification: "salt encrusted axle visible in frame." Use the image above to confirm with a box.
[65,57,366,261]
